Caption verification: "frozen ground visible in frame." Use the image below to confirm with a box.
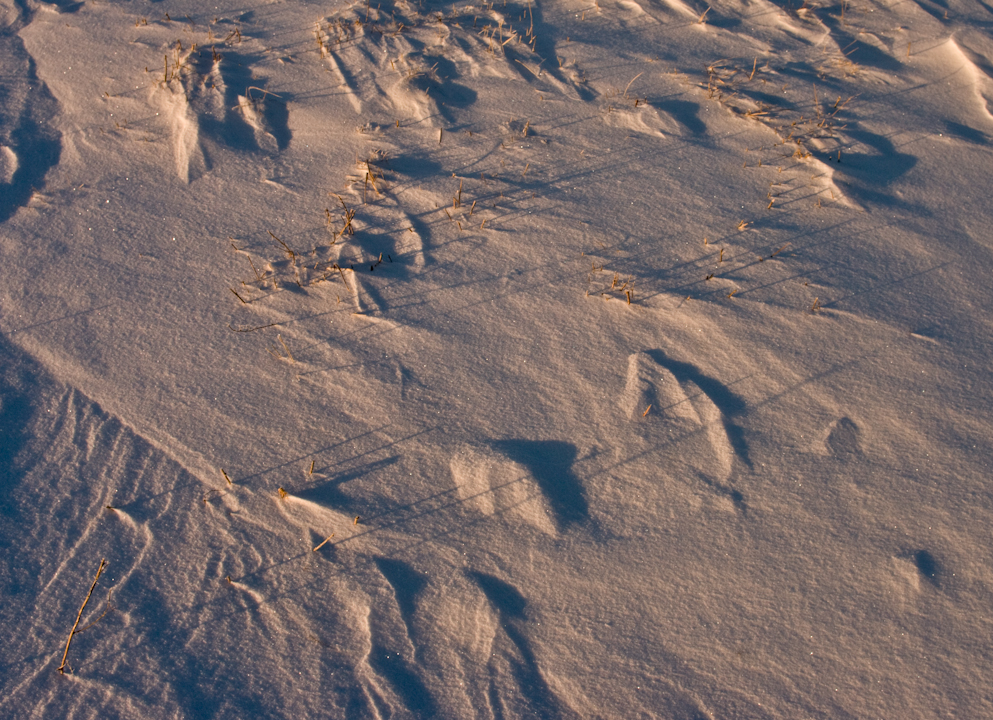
[1,0,992,717]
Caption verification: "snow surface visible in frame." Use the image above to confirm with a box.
[1,0,992,717]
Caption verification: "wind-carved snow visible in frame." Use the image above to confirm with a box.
[153,84,211,183]
[2,0,993,717]
[0,2,60,221]
[0,145,17,184]
[451,444,559,535]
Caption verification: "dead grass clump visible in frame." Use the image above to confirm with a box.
[701,58,858,166]
[586,265,637,304]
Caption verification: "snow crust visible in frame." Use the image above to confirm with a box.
[1,0,992,717]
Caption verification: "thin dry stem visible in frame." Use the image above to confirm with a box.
[313,533,335,551]
[58,558,107,675]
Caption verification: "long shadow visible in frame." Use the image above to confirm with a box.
[909,0,951,22]
[367,643,438,716]
[260,87,291,151]
[217,51,292,152]
[406,55,478,124]
[388,150,444,179]
[345,229,415,277]
[469,571,570,719]
[410,0,592,102]
[375,557,427,629]
[835,127,917,186]
[819,12,905,73]
[187,48,292,152]
[645,350,752,467]
[827,417,862,457]
[0,53,61,224]
[644,351,745,417]
[41,0,85,11]
[511,0,596,101]
[233,422,432,485]
[695,472,747,513]
[944,120,988,145]
[491,440,587,527]
[0,336,42,526]
[368,556,436,714]
[133,579,376,719]
[648,97,707,135]
[185,49,254,150]
[700,11,742,29]
[294,456,401,511]
[913,549,941,588]
[137,585,225,718]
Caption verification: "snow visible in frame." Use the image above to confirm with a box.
[1,0,992,717]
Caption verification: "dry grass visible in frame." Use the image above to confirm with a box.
[58,558,108,676]
[700,57,858,172]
